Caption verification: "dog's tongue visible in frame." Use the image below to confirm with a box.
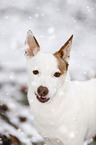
[41,96,46,99]
[35,92,50,103]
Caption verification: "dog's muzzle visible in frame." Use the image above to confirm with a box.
[35,86,50,103]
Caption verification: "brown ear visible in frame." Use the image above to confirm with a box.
[54,34,73,65]
[25,30,40,56]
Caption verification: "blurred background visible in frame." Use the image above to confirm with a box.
[0,0,96,144]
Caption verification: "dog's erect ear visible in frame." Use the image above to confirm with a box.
[54,34,73,64]
[25,30,40,56]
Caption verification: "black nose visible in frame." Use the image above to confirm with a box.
[37,86,49,96]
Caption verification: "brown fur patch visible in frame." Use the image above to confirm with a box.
[54,53,67,74]
[53,35,73,73]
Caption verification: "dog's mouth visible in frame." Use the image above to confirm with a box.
[35,92,50,103]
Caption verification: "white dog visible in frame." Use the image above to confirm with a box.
[25,30,96,145]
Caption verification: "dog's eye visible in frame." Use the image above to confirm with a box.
[54,72,61,77]
[33,70,39,75]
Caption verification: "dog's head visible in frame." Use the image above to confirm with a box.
[25,30,73,103]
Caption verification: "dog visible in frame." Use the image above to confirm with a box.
[25,30,96,145]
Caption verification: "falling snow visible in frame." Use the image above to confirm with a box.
[0,0,96,145]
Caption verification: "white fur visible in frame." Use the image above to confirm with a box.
[26,51,96,145]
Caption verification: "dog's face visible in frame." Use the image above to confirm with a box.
[25,30,73,103]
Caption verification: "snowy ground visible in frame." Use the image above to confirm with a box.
[0,0,96,144]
